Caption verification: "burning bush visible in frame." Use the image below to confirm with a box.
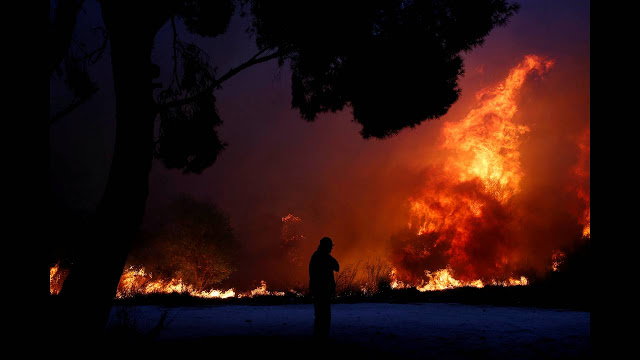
[126,196,240,292]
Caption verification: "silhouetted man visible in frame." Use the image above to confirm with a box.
[309,237,340,338]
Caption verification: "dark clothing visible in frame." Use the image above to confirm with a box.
[309,250,340,297]
[309,250,339,338]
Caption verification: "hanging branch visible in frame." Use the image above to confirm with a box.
[157,47,289,112]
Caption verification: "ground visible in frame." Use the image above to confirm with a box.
[107,302,590,359]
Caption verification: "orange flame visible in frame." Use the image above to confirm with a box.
[416,268,485,291]
[115,266,237,299]
[50,264,287,299]
[49,263,68,295]
[116,266,287,299]
[237,280,285,298]
[441,55,553,203]
[401,55,555,286]
[552,250,566,272]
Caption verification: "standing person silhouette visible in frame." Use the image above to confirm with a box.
[309,237,340,338]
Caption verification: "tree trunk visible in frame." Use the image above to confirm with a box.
[55,0,167,342]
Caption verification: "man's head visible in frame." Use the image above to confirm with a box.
[319,237,333,253]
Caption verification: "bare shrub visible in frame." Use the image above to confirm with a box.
[362,257,394,294]
[334,257,394,296]
[335,261,361,295]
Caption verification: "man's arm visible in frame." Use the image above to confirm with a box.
[330,256,339,272]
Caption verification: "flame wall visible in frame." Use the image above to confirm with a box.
[389,55,589,283]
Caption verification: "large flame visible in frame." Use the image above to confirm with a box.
[441,55,553,202]
[396,55,555,286]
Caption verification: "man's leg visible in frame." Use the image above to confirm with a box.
[313,299,321,337]
[318,297,331,338]
[323,299,331,338]
[313,296,331,338]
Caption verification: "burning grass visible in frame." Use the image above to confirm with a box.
[115,265,287,299]
[107,277,588,311]
[49,241,588,310]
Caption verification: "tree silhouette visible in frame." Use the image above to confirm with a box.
[129,196,239,291]
[49,0,519,338]
[249,0,519,139]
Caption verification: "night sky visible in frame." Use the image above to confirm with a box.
[50,0,589,284]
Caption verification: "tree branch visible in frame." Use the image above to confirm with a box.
[157,48,289,111]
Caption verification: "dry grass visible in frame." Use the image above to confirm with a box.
[335,257,393,296]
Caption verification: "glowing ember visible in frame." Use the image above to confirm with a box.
[551,250,566,272]
[281,213,302,224]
